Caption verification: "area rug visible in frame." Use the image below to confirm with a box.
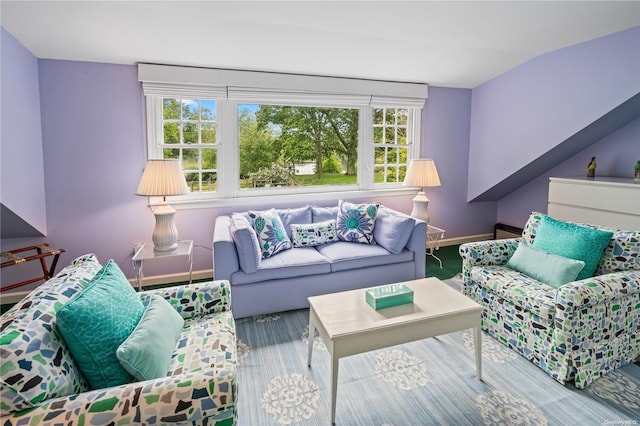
[235,278,640,425]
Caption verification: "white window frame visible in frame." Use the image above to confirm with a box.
[139,64,427,209]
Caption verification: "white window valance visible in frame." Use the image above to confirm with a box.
[138,63,428,108]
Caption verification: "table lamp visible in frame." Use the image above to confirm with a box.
[403,158,441,224]
[136,159,190,251]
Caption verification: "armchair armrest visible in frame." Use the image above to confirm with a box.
[143,280,232,320]
[555,270,640,311]
[552,269,640,357]
[1,368,236,425]
[459,238,520,282]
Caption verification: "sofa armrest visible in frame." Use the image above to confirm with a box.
[406,218,427,279]
[143,280,232,320]
[459,238,520,283]
[1,367,236,425]
[213,215,240,280]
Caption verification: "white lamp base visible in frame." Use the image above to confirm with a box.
[410,190,430,225]
[151,202,179,252]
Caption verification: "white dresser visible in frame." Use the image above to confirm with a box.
[548,177,640,230]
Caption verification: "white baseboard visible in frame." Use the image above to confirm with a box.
[2,235,492,305]
[127,269,214,289]
[439,233,493,247]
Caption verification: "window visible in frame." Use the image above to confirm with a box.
[139,64,427,207]
[238,104,359,190]
[161,99,218,192]
[374,107,410,183]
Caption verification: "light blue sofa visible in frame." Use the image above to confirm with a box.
[213,205,426,318]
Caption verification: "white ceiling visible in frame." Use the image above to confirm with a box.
[2,1,639,88]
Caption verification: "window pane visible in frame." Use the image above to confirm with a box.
[373,127,383,144]
[182,148,199,170]
[163,148,179,159]
[238,104,358,190]
[202,148,217,169]
[385,127,395,144]
[181,100,198,120]
[374,147,385,164]
[183,123,198,144]
[397,127,407,144]
[202,123,216,144]
[164,123,179,144]
[200,100,216,121]
[185,172,199,192]
[202,172,217,192]
[163,99,180,120]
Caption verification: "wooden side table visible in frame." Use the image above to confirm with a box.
[131,240,193,291]
[1,244,65,292]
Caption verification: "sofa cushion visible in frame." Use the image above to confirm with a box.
[230,213,261,273]
[248,208,293,258]
[230,247,331,285]
[0,254,101,413]
[56,260,145,389]
[469,265,557,320]
[291,219,339,247]
[311,205,339,223]
[116,294,184,382]
[506,242,585,288]
[278,205,312,239]
[336,200,379,244]
[533,215,613,280]
[316,241,413,272]
[373,207,416,254]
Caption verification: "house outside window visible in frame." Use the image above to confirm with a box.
[139,64,427,208]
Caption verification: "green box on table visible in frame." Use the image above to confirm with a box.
[365,283,414,310]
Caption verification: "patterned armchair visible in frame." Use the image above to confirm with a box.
[459,212,639,388]
[1,254,237,425]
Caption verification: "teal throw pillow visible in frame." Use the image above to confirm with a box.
[116,294,184,382]
[290,219,339,247]
[532,215,613,280]
[506,242,585,288]
[248,208,292,258]
[56,260,145,389]
[336,200,379,244]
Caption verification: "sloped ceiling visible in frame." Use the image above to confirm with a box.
[1,1,638,89]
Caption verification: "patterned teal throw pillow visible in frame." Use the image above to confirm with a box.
[532,215,613,281]
[56,260,145,389]
[248,208,292,258]
[336,200,379,244]
[291,219,339,247]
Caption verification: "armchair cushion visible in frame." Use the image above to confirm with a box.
[116,294,184,382]
[506,242,585,288]
[56,260,144,389]
[532,215,613,280]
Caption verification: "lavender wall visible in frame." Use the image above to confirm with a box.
[1,28,47,235]
[422,87,496,237]
[468,27,640,202]
[497,117,640,228]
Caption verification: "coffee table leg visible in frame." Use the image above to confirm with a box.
[331,354,339,424]
[307,317,315,367]
[474,325,482,381]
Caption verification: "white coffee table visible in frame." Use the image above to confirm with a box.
[307,277,483,423]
